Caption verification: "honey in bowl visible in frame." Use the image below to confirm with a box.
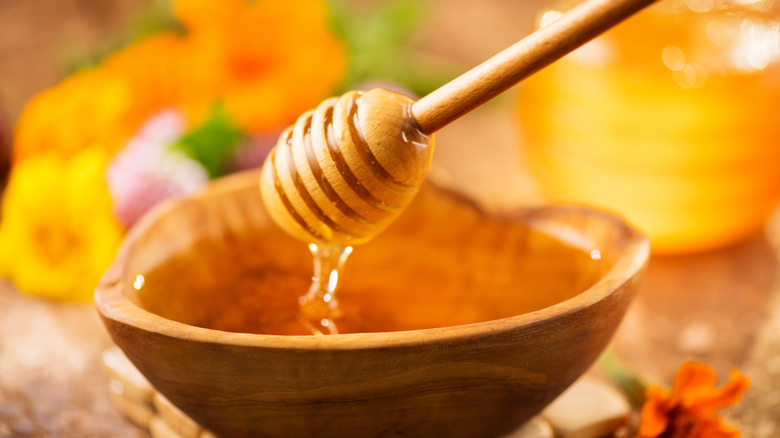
[130,183,609,336]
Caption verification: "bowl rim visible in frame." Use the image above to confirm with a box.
[95,171,650,351]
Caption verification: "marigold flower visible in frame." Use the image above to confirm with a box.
[101,33,216,129]
[173,0,347,133]
[14,0,346,165]
[0,149,123,301]
[637,361,750,438]
[13,68,135,162]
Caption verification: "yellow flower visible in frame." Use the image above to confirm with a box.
[0,148,124,301]
[13,68,135,162]
[173,0,347,133]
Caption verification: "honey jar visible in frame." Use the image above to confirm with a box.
[518,0,780,253]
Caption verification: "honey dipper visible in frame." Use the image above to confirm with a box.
[260,0,657,246]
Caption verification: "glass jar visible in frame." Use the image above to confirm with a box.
[518,0,780,253]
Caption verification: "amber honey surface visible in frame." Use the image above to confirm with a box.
[129,187,609,335]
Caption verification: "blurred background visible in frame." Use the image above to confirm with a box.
[0,0,779,436]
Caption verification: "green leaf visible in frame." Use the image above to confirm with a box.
[599,350,649,409]
[170,104,244,179]
[327,0,447,96]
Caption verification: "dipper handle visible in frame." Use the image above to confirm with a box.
[411,0,657,134]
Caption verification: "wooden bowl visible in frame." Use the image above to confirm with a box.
[95,171,649,438]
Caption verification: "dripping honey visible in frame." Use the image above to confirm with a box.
[130,186,609,336]
[297,244,352,335]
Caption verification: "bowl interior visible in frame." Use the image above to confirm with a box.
[116,172,640,337]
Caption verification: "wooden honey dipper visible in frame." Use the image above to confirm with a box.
[260,0,657,246]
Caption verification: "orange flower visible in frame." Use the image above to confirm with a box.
[13,68,135,162]
[14,0,345,164]
[637,361,750,438]
[173,0,346,133]
[101,33,215,129]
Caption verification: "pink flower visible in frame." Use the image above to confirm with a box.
[107,111,209,228]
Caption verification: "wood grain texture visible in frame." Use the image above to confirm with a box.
[260,89,433,246]
[410,0,658,134]
[95,171,649,438]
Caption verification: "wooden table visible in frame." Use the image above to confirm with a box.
[0,283,144,437]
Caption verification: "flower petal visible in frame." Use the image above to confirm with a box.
[692,416,741,438]
[671,361,719,405]
[689,369,751,416]
[637,386,672,437]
